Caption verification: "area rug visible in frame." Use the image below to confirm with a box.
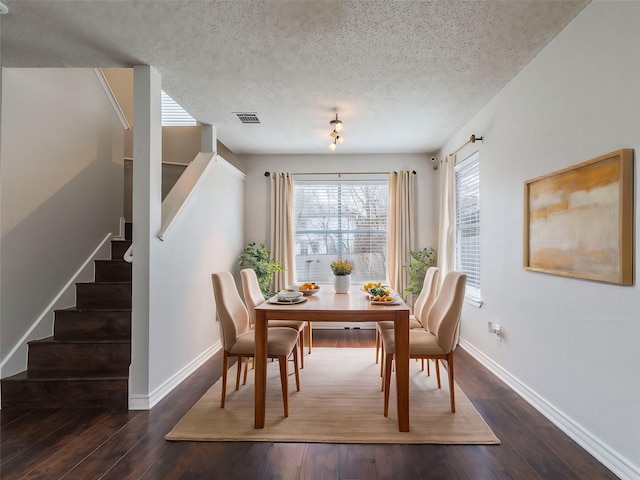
[166,348,500,444]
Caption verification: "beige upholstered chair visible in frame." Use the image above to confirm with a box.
[212,272,300,416]
[381,271,467,415]
[375,267,440,368]
[240,268,308,369]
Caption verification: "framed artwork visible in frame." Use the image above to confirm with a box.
[524,149,634,284]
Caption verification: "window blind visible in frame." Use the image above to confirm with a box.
[161,90,197,126]
[455,152,481,298]
[294,181,388,283]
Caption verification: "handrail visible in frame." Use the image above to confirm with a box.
[123,244,133,263]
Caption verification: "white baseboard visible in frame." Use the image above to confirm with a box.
[129,341,221,410]
[112,217,127,240]
[459,338,639,480]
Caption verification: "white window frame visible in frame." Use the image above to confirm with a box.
[161,90,197,126]
[455,151,482,307]
[293,176,389,285]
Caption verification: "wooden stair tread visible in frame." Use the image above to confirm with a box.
[3,370,129,381]
[29,336,130,345]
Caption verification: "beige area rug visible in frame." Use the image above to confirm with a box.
[166,348,500,444]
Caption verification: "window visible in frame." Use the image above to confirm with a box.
[161,90,197,126]
[455,151,481,301]
[294,179,388,283]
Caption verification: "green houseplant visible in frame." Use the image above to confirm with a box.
[403,247,436,305]
[238,242,284,298]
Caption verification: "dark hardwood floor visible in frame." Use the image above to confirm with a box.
[0,329,617,479]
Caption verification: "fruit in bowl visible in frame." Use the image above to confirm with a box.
[277,290,303,301]
[368,285,391,297]
[299,282,320,296]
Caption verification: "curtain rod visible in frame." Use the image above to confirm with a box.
[264,170,416,177]
[449,134,483,157]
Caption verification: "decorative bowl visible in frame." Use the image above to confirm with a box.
[299,282,320,296]
[277,290,303,301]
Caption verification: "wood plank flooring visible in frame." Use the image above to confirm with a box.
[0,329,618,479]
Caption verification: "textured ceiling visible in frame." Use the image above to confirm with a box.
[1,0,590,155]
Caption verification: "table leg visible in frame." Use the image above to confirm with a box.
[394,311,410,432]
[254,310,268,428]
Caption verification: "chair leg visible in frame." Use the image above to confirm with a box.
[243,356,250,385]
[383,353,393,417]
[278,356,289,417]
[375,329,380,364]
[307,321,313,354]
[421,359,424,371]
[235,356,243,390]
[293,344,300,391]
[379,341,385,378]
[447,353,456,413]
[299,329,305,369]
[435,358,441,389]
[426,358,430,376]
[221,351,229,408]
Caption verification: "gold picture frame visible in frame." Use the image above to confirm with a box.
[524,149,634,284]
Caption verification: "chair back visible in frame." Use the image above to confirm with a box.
[427,271,467,353]
[240,268,265,326]
[212,272,251,351]
[414,266,440,328]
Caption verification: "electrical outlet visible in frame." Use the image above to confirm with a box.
[488,322,502,341]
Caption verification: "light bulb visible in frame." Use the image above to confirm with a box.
[329,130,338,139]
[336,136,344,144]
[334,120,344,132]
[328,141,337,151]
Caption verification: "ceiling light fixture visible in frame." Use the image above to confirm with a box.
[328,113,344,151]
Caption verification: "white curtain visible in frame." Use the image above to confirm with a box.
[387,171,415,294]
[436,154,456,283]
[270,172,295,292]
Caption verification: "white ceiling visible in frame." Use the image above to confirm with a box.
[1,0,589,155]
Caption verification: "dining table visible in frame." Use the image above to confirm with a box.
[254,284,411,432]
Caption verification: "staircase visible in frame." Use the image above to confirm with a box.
[1,225,132,408]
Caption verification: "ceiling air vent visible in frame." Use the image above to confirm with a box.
[234,112,261,124]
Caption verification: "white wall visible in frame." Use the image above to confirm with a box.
[241,153,438,256]
[0,68,124,376]
[147,156,244,405]
[438,3,640,478]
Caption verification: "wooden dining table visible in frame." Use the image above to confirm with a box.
[254,284,411,432]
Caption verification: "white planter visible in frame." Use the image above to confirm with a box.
[333,274,351,294]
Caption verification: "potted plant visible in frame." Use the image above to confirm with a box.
[330,260,353,293]
[403,247,436,306]
[238,242,284,298]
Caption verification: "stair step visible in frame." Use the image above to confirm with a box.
[1,370,128,408]
[54,309,131,339]
[111,239,131,261]
[76,282,131,310]
[94,260,132,282]
[27,337,130,373]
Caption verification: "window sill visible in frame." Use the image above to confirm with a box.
[464,296,483,308]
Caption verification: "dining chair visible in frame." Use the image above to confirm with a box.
[375,267,440,372]
[240,268,308,369]
[212,272,300,416]
[381,271,467,415]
